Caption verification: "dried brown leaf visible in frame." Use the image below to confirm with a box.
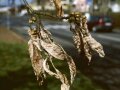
[28,28,76,90]
[28,39,45,85]
[71,14,105,62]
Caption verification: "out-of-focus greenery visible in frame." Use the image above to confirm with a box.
[0,42,103,90]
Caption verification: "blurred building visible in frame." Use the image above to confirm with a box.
[92,0,120,13]
[31,0,71,10]
[45,0,71,10]
[70,0,120,14]
[108,0,120,13]
[72,0,93,12]
[0,0,33,15]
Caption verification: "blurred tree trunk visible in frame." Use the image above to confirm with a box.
[36,0,48,5]
[11,0,15,6]
[36,0,40,5]
[35,0,49,10]
[10,0,16,15]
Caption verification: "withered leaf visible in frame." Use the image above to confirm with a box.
[71,14,105,62]
[28,28,76,90]
[28,39,45,85]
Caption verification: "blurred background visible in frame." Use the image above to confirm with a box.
[0,0,120,90]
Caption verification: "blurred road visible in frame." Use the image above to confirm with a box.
[0,15,120,90]
[0,15,120,63]
[1,15,120,47]
[0,15,120,48]
[0,15,120,60]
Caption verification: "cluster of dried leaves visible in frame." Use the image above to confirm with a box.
[25,0,105,90]
[28,26,76,90]
[69,12,105,62]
